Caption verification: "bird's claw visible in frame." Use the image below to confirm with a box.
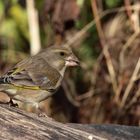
[37,112,53,121]
[9,99,18,107]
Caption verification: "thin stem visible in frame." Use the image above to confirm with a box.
[120,58,140,108]
[26,0,41,55]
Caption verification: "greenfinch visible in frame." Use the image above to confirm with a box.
[0,45,79,113]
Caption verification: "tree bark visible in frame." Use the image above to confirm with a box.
[0,104,139,140]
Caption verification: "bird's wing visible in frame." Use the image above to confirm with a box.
[0,57,61,91]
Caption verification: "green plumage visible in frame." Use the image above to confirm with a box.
[0,45,79,113]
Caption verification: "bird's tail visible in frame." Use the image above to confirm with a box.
[0,77,6,91]
[0,77,5,84]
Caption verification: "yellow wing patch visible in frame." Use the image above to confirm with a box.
[11,84,40,90]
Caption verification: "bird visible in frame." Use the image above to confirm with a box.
[0,45,79,114]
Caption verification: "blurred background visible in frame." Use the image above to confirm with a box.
[0,0,140,126]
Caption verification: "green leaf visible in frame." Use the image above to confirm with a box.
[0,19,17,38]
[105,0,121,8]
[77,0,84,7]
[0,0,4,20]
[11,0,18,5]
[9,4,29,40]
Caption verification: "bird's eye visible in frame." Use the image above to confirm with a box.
[60,52,65,56]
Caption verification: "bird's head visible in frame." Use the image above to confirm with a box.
[45,45,80,75]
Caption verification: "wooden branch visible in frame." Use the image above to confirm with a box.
[0,104,139,140]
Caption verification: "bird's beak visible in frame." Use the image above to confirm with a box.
[65,54,80,67]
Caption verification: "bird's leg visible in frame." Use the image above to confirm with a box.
[37,109,48,117]
[33,102,52,120]
[8,99,18,107]
[37,109,53,120]
[0,98,18,107]
[33,102,45,117]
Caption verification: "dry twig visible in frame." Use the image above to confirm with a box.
[124,0,136,31]
[91,0,117,94]
[120,58,140,108]
[62,79,80,107]
[26,0,41,55]
[126,87,140,110]
[116,31,140,103]
[65,4,140,48]
[119,31,140,72]
[76,53,103,101]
